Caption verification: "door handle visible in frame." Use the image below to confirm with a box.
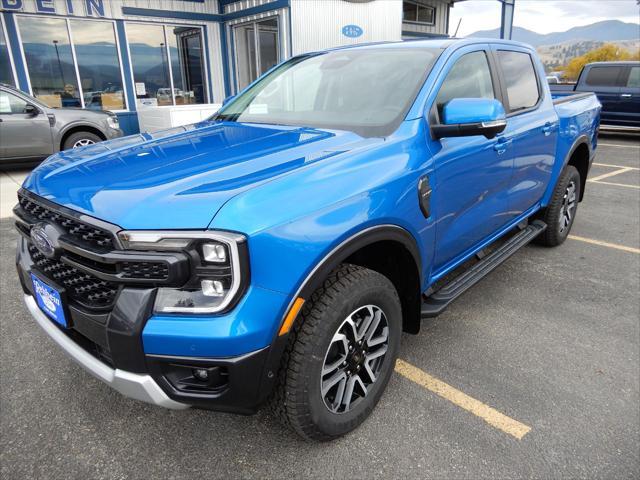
[542,122,555,136]
[621,93,632,98]
[493,138,512,154]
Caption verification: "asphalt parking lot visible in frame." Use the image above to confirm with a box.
[1,135,638,479]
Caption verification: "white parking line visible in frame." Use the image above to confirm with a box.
[598,143,640,148]
[588,180,640,190]
[593,163,640,170]
[588,167,635,182]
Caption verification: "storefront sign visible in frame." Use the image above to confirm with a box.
[1,0,105,17]
[342,25,363,38]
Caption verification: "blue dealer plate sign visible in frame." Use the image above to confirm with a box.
[31,274,67,328]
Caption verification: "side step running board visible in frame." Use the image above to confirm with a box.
[421,220,547,318]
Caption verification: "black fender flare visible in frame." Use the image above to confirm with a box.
[256,224,423,404]
[295,224,422,302]
[562,134,593,201]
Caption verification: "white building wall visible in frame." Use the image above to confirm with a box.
[402,0,451,37]
[289,0,402,56]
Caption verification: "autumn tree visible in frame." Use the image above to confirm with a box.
[563,43,640,80]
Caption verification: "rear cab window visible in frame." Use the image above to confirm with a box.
[496,50,540,113]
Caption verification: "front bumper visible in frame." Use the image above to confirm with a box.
[14,190,290,413]
[24,294,187,410]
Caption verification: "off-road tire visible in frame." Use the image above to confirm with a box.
[535,165,581,247]
[269,264,402,441]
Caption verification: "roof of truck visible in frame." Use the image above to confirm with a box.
[315,37,536,54]
[584,61,640,67]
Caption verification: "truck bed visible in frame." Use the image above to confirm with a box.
[551,91,593,104]
[553,91,600,171]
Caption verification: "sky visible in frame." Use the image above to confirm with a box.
[449,0,640,36]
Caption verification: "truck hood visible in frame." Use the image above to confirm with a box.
[23,121,365,230]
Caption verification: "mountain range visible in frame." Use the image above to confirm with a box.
[467,20,639,47]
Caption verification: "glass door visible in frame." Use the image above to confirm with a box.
[233,18,279,91]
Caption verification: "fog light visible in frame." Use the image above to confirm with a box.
[202,279,224,297]
[203,243,227,263]
[193,368,210,382]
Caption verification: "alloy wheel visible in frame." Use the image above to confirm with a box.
[321,305,389,414]
[558,180,577,233]
[73,138,95,148]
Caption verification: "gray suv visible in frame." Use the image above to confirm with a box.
[0,84,123,166]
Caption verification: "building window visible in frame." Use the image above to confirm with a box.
[69,20,125,110]
[233,18,279,91]
[16,16,125,110]
[0,19,15,86]
[403,1,435,25]
[126,23,207,107]
[18,16,81,108]
[168,26,206,105]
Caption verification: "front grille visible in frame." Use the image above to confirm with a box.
[18,194,115,251]
[29,245,119,309]
[121,261,169,280]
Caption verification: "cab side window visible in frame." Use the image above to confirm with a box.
[627,67,640,88]
[585,66,624,87]
[0,91,29,114]
[435,51,495,119]
[496,51,540,112]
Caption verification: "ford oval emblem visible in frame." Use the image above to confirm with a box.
[31,223,56,258]
[342,25,363,38]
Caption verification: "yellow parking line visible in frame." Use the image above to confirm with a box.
[588,167,634,182]
[593,162,640,170]
[395,359,531,440]
[587,180,640,189]
[568,235,640,254]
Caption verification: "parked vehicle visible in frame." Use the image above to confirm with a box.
[550,61,639,131]
[15,39,600,440]
[546,75,560,84]
[0,84,123,166]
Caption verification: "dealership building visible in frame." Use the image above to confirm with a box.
[1,0,456,134]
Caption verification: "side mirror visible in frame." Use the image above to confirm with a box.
[24,104,39,115]
[222,95,236,106]
[431,98,506,140]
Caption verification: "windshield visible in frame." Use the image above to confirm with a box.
[215,47,442,137]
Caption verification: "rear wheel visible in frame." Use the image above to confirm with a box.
[535,165,581,247]
[63,131,102,150]
[270,264,401,441]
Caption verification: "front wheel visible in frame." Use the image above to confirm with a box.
[270,264,402,441]
[63,131,102,150]
[535,165,581,247]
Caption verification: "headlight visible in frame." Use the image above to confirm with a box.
[106,115,119,129]
[118,230,248,314]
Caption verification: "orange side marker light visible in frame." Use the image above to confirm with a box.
[278,298,305,336]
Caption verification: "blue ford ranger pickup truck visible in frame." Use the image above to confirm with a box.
[15,38,600,440]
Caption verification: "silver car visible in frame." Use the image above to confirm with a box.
[0,84,123,166]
